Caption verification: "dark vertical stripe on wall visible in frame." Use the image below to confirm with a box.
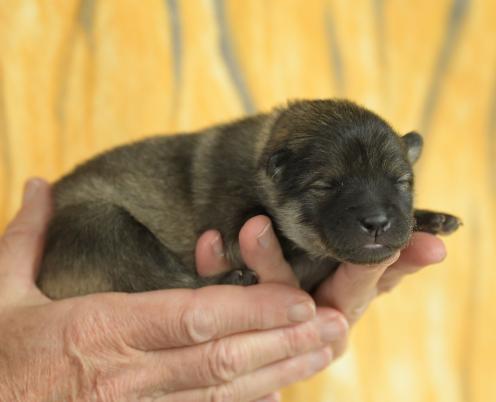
[164,0,183,123]
[420,0,470,134]
[78,0,96,38]
[166,0,182,85]
[373,0,388,103]
[55,0,97,168]
[212,0,256,114]
[57,0,95,124]
[57,0,96,124]
[324,5,345,95]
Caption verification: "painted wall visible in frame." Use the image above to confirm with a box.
[0,1,494,401]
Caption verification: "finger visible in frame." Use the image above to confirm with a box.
[0,178,52,289]
[138,308,346,393]
[314,252,400,325]
[378,233,446,293]
[239,215,298,287]
[388,232,446,273]
[158,347,332,402]
[196,230,231,276]
[89,283,316,351]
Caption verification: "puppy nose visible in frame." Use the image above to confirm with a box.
[359,214,391,236]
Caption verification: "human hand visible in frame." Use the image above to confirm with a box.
[0,180,341,402]
[196,215,446,361]
[312,231,446,357]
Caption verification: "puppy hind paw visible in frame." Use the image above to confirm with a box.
[220,268,259,286]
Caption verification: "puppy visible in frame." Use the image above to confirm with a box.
[37,99,461,299]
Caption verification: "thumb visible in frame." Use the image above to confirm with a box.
[314,252,400,325]
[0,178,52,291]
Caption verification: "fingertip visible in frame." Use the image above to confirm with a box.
[403,232,447,266]
[238,216,298,286]
[9,177,52,229]
[315,307,350,342]
[22,177,50,206]
[195,230,230,277]
[239,215,272,250]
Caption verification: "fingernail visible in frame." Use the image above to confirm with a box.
[307,347,333,372]
[257,222,272,249]
[287,301,316,323]
[210,234,224,257]
[23,178,42,205]
[318,314,348,343]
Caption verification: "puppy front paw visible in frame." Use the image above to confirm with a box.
[414,209,462,235]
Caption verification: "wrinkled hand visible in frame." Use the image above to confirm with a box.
[0,181,346,402]
[196,215,446,361]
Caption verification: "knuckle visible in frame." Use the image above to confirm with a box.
[179,297,217,344]
[282,323,318,356]
[282,328,300,356]
[284,356,310,380]
[62,308,104,395]
[347,304,367,323]
[61,299,136,399]
[3,222,40,244]
[206,339,245,383]
[207,382,239,402]
[63,302,107,352]
[0,228,30,257]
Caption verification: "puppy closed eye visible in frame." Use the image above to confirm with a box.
[308,179,343,192]
[395,174,413,190]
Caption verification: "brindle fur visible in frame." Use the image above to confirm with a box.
[37,100,461,299]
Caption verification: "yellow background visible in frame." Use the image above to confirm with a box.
[0,1,495,401]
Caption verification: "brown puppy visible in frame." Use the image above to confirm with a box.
[37,99,461,299]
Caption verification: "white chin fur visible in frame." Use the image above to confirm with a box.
[363,243,385,250]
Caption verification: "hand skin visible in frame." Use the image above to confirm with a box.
[0,180,348,402]
[196,215,447,383]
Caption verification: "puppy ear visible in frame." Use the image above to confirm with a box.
[402,131,423,164]
[266,148,291,180]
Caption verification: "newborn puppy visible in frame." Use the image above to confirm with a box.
[38,99,461,299]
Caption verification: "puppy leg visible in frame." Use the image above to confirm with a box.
[38,202,205,298]
[38,202,258,298]
[414,209,462,235]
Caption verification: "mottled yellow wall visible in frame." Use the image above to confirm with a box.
[0,1,495,401]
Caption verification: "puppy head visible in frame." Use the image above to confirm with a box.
[259,99,422,264]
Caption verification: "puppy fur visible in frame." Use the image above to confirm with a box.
[37,99,461,299]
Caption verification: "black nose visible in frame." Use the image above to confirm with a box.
[359,214,391,236]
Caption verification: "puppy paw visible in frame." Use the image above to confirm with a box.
[220,268,259,286]
[414,209,462,235]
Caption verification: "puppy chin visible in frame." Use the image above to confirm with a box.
[326,237,410,264]
[340,245,398,264]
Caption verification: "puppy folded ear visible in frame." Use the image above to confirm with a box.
[402,131,423,164]
[266,148,291,180]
